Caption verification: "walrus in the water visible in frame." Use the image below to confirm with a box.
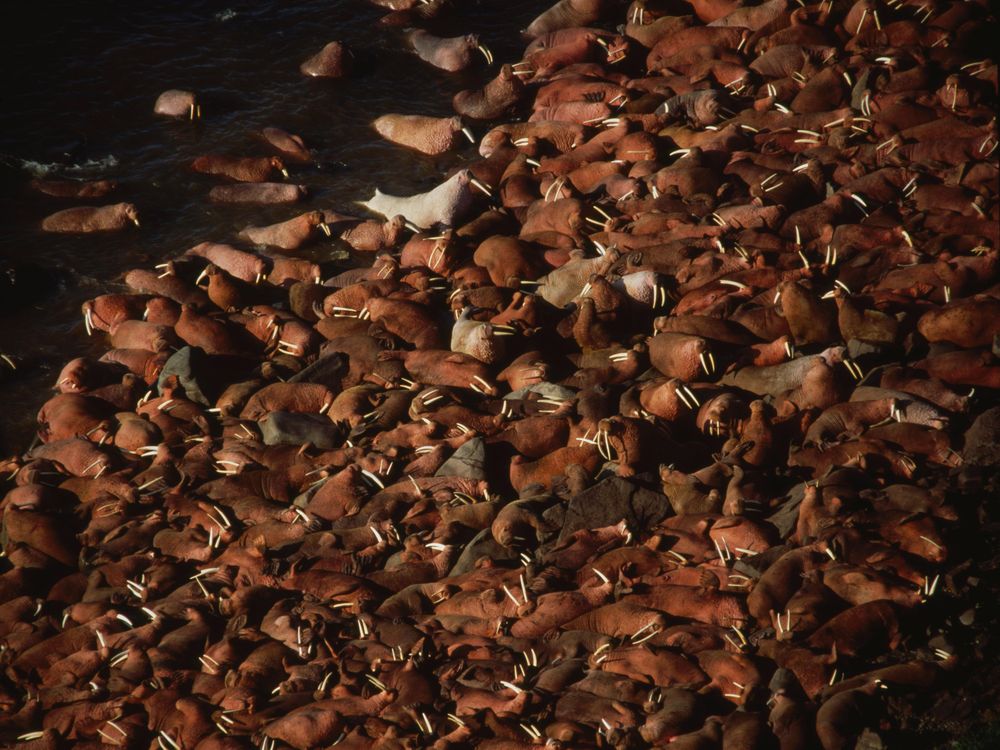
[208,183,306,204]
[238,211,331,251]
[258,127,313,163]
[192,155,288,183]
[30,178,117,198]
[405,30,494,72]
[153,88,200,118]
[300,41,352,77]
[372,114,474,156]
[360,169,491,229]
[41,203,139,233]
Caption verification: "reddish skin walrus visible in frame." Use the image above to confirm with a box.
[524,0,619,38]
[299,41,352,77]
[916,297,1000,348]
[173,304,247,356]
[41,202,139,233]
[258,127,313,163]
[79,294,149,335]
[121,267,208,310]
[240,383,335,420]
[208,182,305,203]
[453,64,526,120]
[372,113,472,156]
[238,211,331,251]
[192,155,288,183]
[339,216,407,253]
[36,392,116,443]
[377,350,496,394]
[30,178,117,198]
[186,242,269,283]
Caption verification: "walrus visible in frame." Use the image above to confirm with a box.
[360,169,490,229]
[405,30,493,72]
[258,127,313,163]
[372,114,474,156]
[192,155,288,183]
[29,178,117,198]
[41,203,139,233]
[153,88,200,118]
[208,183,306,203]
[238,211,331,251]
[300,41,352,77]
[453,64,526,120]
[523,0,619,38]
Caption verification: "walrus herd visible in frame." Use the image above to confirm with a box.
[3,0,999,748]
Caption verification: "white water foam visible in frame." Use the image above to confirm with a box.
[13,154,119,177]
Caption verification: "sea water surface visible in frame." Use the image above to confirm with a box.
[0,0,546,453]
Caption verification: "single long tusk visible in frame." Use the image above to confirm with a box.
[469,177,492,197]
[360,469,385,489]
[502,585,521,607]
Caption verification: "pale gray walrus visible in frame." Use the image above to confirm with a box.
[359,169,491,229]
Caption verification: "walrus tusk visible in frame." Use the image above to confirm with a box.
[676,387,694,410]
[477,44,493,66]
[632,624,661,645]
[469,177,493,198]
[699,351,715,376]
[544,177,565,203]
[461,127,475,144]
[843,359,864,381]
[361,469,385,489]
[469,177,492,197]
[502,585,521,607]
[319,222,331,236]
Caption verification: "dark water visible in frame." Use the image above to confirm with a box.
[0,0,547,453]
